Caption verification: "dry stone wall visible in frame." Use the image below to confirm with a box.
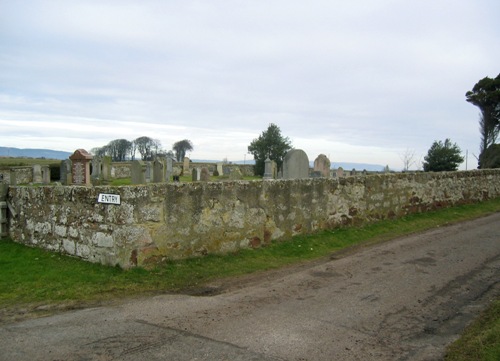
[6,170,500,268]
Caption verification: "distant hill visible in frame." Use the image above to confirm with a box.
[0,147,71,160]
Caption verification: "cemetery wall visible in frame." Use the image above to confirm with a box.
[0,167,34,184]
[5,170,500,268]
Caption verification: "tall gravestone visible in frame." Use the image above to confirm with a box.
[183,157,190,175]
[166,157,173,183]
[153,159,166,183]
[313,154,331,178]
[69,149,93,186]
[200,167,210,182]
[60,159,72,185]
[101,156,112,181]
[32,165,42,183]
[91,157,101,181]
[336,167,344,178]
[263,157,273,180]
[131,160,146,184]
[283,149,309,179]
[41,165,50,184]
[216,162,223,176]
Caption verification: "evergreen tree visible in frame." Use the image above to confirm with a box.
[423,139,464,172]
[248,123,292,176]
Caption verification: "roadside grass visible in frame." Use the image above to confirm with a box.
[1,198,499,318]
[444,299,500,361]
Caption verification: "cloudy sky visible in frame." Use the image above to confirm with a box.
[1,1,498,170]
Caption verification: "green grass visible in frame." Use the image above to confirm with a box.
[0,157,61,167]
[1,198,500,321]
[444,299,500,361]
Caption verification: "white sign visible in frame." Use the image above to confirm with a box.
[97,193,121,205]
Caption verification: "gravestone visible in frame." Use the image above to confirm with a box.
[69,149,93,186]
[283,149,309,179]
[263,157,273,180]
[153,159,165,183]
[336,167,344,178]
[32,165,42,183]
[166,157,173,182]
[131,160,146,184]
[41,165,50,184]
[313,154,331,178]
[191,168,199,182]
[60,160,72,185]
[183,157,190,175]
[200,167,210,182]
[91,157,101,180]
[101,156,112,181]
[350,168,356,176]
[216,162,223,176]
[145,162,152,183]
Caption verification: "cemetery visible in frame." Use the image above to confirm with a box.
[1,149,500,268]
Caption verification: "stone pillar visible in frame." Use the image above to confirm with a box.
[32,164,42,183]
[263,157,273,180]
[183,157,190,175]
[69,149,93,186]
[60,160,72,185]
[41,165,51,184]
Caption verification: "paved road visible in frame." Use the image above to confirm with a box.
[2,214,499,361]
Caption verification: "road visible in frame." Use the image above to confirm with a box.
[1,213,499,361]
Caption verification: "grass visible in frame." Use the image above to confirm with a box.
[0,157,61,167]
[444,299,500,361]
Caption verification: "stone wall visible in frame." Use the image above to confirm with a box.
[5,170,500,268]
[0,167,34,184]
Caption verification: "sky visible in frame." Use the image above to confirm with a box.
[1,1,499,170]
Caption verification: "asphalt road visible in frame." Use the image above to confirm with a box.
[1,213,499,361]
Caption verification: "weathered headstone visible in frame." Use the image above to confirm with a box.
[41,165,50,184]
[336,167,344,178]
[60,160,72,185]
[216,162,223,176]
[145,162,153,183]
[200,167,210,182]
[191,168,199,182]
[69,149,93,186]
[153,159,165,183]
[313,154,331,178]
[283,149,309,179]
[91,157,101,181]
[32,165,42,183]
[350,168,356,176]
[166,157,173,182]
[101,156,112,181]
[131,160,146,184]
[183,157,190,175]
[263,157,273,180]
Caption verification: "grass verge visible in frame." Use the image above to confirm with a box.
[1,198,500,319]
[444,299,500,361]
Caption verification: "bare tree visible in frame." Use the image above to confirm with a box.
[400,148,416,171]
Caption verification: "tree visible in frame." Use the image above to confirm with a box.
[480,144,500,169]
[465,74,500,168]
[134,136,155,161]
[173,139,193,162]
[248,123,292,176]
[423,139,464,172]
[399,148,416,171]
[107,139,132,161]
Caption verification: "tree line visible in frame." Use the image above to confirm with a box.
[91,137,193,162]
